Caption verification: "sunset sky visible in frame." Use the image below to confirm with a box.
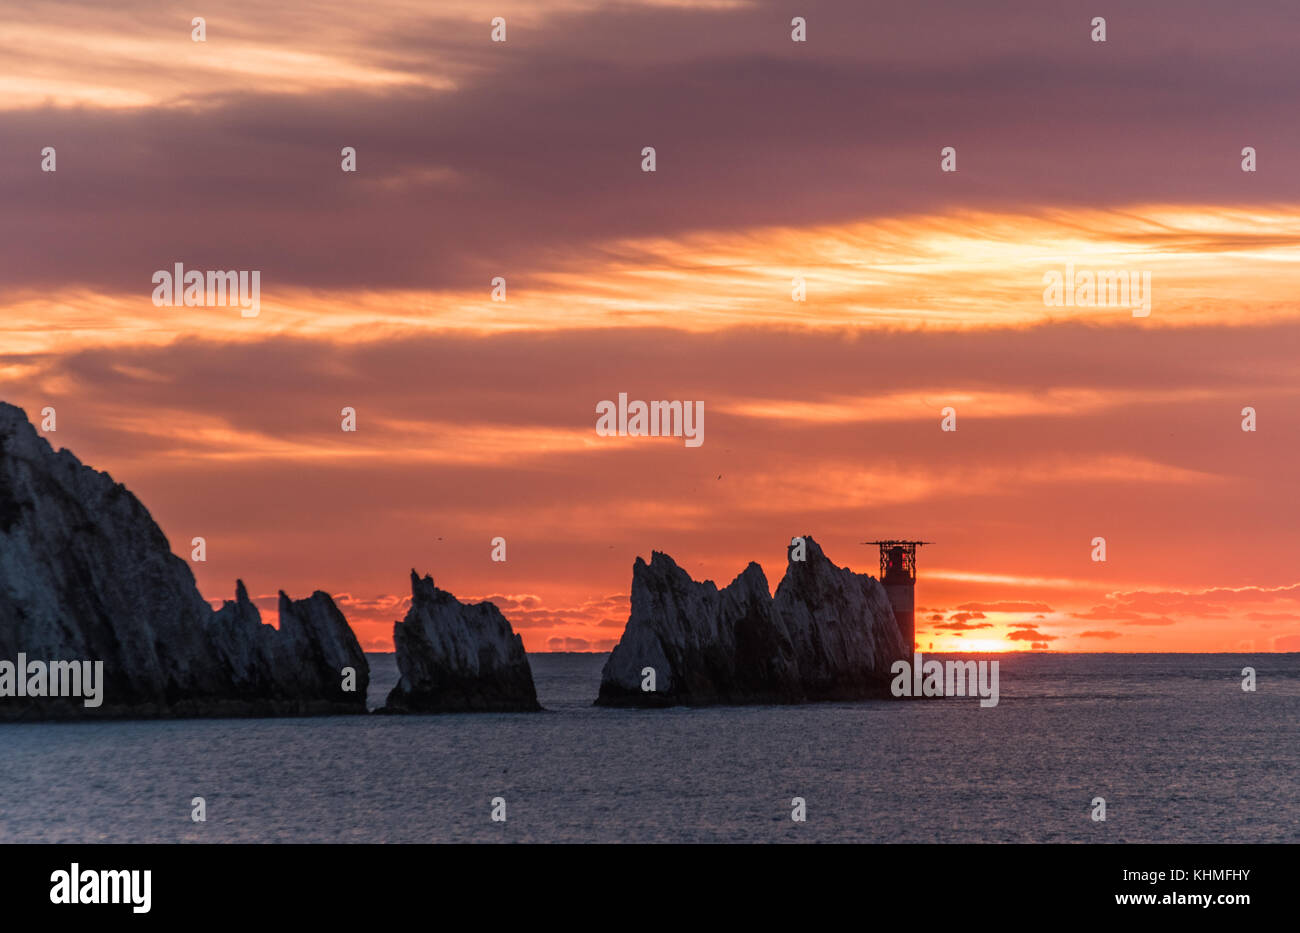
[3,0,1298,652]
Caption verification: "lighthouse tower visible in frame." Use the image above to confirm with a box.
[866,540,931,657]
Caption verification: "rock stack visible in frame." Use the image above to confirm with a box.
[0,402,368,719]
[381,571,541,713]
[596,536,906,706]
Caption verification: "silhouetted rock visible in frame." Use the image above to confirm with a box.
[596,536,906,706]
[206,582,369,713]
[381,571,541,713]
[0,402,368,719]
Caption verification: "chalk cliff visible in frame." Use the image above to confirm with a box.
[382,571,541,713]
[0,402,368,719]
[596,536,906,706]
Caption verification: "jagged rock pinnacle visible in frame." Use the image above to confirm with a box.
[596,535,906,707]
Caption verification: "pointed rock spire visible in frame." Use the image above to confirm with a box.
[381,572,541,713]
[596,535,906,706]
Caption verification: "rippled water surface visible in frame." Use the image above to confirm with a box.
[1,653,1296,842]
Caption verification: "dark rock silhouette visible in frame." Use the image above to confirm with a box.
[596,536,907,706]
[0,402,367,719]
[381,571,541,713]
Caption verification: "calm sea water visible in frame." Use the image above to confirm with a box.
[0,653,1296,843]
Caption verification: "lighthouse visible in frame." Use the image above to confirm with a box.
[865,540,931,657]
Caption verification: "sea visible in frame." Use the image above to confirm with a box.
[0,653,1296,843]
